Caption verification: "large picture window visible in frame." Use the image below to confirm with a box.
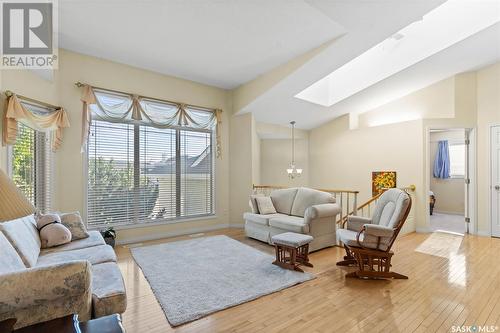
[86,94,215,228]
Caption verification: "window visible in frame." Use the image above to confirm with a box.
[87,121,215,228]
[9,119,52,213]
[449,143,466,178]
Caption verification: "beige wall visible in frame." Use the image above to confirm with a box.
[1,49,232,243]
[477,63,500,235]
[429,130,466,215]
[309,114,422,234]
[229,113,255,226]
[260,138,309,187]
[309,67,498,235]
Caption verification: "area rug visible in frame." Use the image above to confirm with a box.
[131,235,313,326]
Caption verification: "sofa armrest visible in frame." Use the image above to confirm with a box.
[346,216,372,232]
[363,224,394,238]
[305,203,341,221]
[0,260,91,313]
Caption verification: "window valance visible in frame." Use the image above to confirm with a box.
[2,93,70,151]
[79,84,222,157]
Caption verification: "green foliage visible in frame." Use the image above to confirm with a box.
[88,157,159,225]
[12,125,35,201]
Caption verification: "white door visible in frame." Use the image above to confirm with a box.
[492,126,500,237]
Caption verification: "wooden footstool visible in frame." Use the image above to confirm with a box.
[271,232,314,272]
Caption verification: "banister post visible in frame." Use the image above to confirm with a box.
[353,193,358,216]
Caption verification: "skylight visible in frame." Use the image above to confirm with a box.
[295,0,500,107]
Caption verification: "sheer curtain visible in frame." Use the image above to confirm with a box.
[80,85,222,157]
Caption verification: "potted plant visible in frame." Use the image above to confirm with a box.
[100,227,116,248]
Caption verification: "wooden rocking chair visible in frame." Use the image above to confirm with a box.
[336,188,412,279]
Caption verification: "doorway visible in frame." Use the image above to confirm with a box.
[427,128,475,235]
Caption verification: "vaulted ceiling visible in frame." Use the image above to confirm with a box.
[59,0,500,129]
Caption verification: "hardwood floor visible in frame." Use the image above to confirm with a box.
[115,229,500,333]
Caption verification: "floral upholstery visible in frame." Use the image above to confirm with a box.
[0,215,40,267]
[91,263,127,317]
[0,232,25,274]
[40,230,105,254]
[0,215,126,329]
[60,211,90,240]
[0,261,93,327]
[36,244,117,267]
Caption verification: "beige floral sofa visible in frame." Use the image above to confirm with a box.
[244,187,341,251]
[0,215,126,329]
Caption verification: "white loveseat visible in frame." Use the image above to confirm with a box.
[244,187,341,251]
[0,215,126,329]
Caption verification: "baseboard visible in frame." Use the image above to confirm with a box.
[416,227,432,233]
[116,223,233,245]
[229,224,244,229]
[433,210,463,216]
[476,230,491,237]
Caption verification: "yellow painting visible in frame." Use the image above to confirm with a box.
[372,171,397,196]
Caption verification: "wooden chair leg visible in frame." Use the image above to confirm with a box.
[337,245,357,266]
[343,247,407,280]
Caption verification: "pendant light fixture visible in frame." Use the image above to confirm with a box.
[287,121,303,179]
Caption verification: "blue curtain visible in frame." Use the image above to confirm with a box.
[433,140,450,179]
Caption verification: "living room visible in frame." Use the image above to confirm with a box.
[0,1,499,332]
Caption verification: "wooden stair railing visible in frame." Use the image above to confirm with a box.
[252,185,359,226]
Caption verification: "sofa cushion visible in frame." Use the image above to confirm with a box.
[0,231,25,274]
[40,230,106,255]
[60,211,90,240]
[290,188,335,217]
[91,262,127,317]
[0,215,41,267]
[37,244,116,267]
[243,212,288,226]
[271,232,313,247]
[269,215,309,233]
[270,188,298,215]
[249,194,264,214]
[255,196,277,215]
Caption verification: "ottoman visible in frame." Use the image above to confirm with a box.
[271,232,314,272]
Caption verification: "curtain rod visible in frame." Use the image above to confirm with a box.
[74,81,220,113]
[3,90,60,110]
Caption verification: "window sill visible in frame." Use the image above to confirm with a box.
[88,214,218,231]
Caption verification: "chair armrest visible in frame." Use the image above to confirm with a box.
[363,224,394,238]
[0,260,91,313]
[305,203,341,221]
[346,216,372,232]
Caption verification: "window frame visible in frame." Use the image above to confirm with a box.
[448,142,466,179]
[7,123,54,213]
[84,120,217,230]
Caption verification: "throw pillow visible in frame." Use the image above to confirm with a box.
[36,213,72,248]
[255,196,277,215]
[60,211,90,240]
[249,193,264,213]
